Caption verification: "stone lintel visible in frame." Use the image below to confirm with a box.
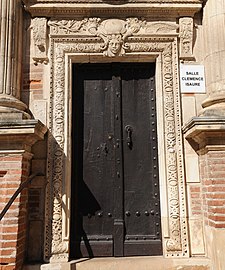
[23,2,202,17]
[183,116,225,152]
[0,120,48,152]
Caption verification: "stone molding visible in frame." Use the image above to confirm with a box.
[43,17,189,262]
[25,0,203,2]
[23,1,202,17]
[0,120,47,151]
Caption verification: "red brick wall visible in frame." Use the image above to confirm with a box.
[199,150,225,228]
[0,153,31,270]
[22,65,44,102]
[189,184,203,217]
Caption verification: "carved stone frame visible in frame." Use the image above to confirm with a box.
[44,26,189,262]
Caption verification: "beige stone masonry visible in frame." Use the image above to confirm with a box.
[23,0,202,17]
[0,0,29,118]
[201,0,225,116]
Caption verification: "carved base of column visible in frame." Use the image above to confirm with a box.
[200,102,225,117]
[0,95,31,119]
[200,92,225,117]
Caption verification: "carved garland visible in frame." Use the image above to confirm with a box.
[45,18,188,262]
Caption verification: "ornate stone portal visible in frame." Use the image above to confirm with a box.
[35,16,193,263]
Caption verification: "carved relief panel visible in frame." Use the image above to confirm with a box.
[31,17,48,64]
[179,17,194,60]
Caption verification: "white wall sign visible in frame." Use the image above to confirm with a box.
[180,64,206,93]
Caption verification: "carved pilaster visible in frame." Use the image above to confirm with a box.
[0,0,30,119]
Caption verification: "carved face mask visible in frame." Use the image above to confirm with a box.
[108,34,122,55]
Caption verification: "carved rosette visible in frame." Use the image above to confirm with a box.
[32,17,49,64]
[45,17,188,262]
[179,17,194,59]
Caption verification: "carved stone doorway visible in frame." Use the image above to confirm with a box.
[44,18,189,262]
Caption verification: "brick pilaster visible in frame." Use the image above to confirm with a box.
[0,120,47,270]
[199,150,225,228]
[0,152,33,270]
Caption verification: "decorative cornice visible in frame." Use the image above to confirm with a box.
[23,1,203,17]
[24,0,203,3]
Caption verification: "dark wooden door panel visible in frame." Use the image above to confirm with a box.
[121,64,162,255]
[70,63,162,258]
[71,64,115,257]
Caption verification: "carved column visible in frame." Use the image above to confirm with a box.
[0,0,29,119]
[201,0,225,116]
[183,3,225,269]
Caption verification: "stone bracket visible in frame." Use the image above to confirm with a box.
[183,116,225,152]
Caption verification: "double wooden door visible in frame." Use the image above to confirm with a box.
[70,63,162,258]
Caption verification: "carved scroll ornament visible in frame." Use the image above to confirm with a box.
[49,18,178,57]
[49,18,146,57]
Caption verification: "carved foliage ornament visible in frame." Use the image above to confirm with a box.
[49,18,146,57]
[49,18,178,57]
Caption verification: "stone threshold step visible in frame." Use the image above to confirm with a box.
[24,257,211,270]
[72,257,211,270]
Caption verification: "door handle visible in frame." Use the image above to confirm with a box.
[125,125,133,149]
[100,143,108,155]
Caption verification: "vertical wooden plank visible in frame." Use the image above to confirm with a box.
[112,64,124,257]
[71,64,115,258]
[121,63,162,256]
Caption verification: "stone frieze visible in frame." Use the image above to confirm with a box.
[49,18,178,57]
